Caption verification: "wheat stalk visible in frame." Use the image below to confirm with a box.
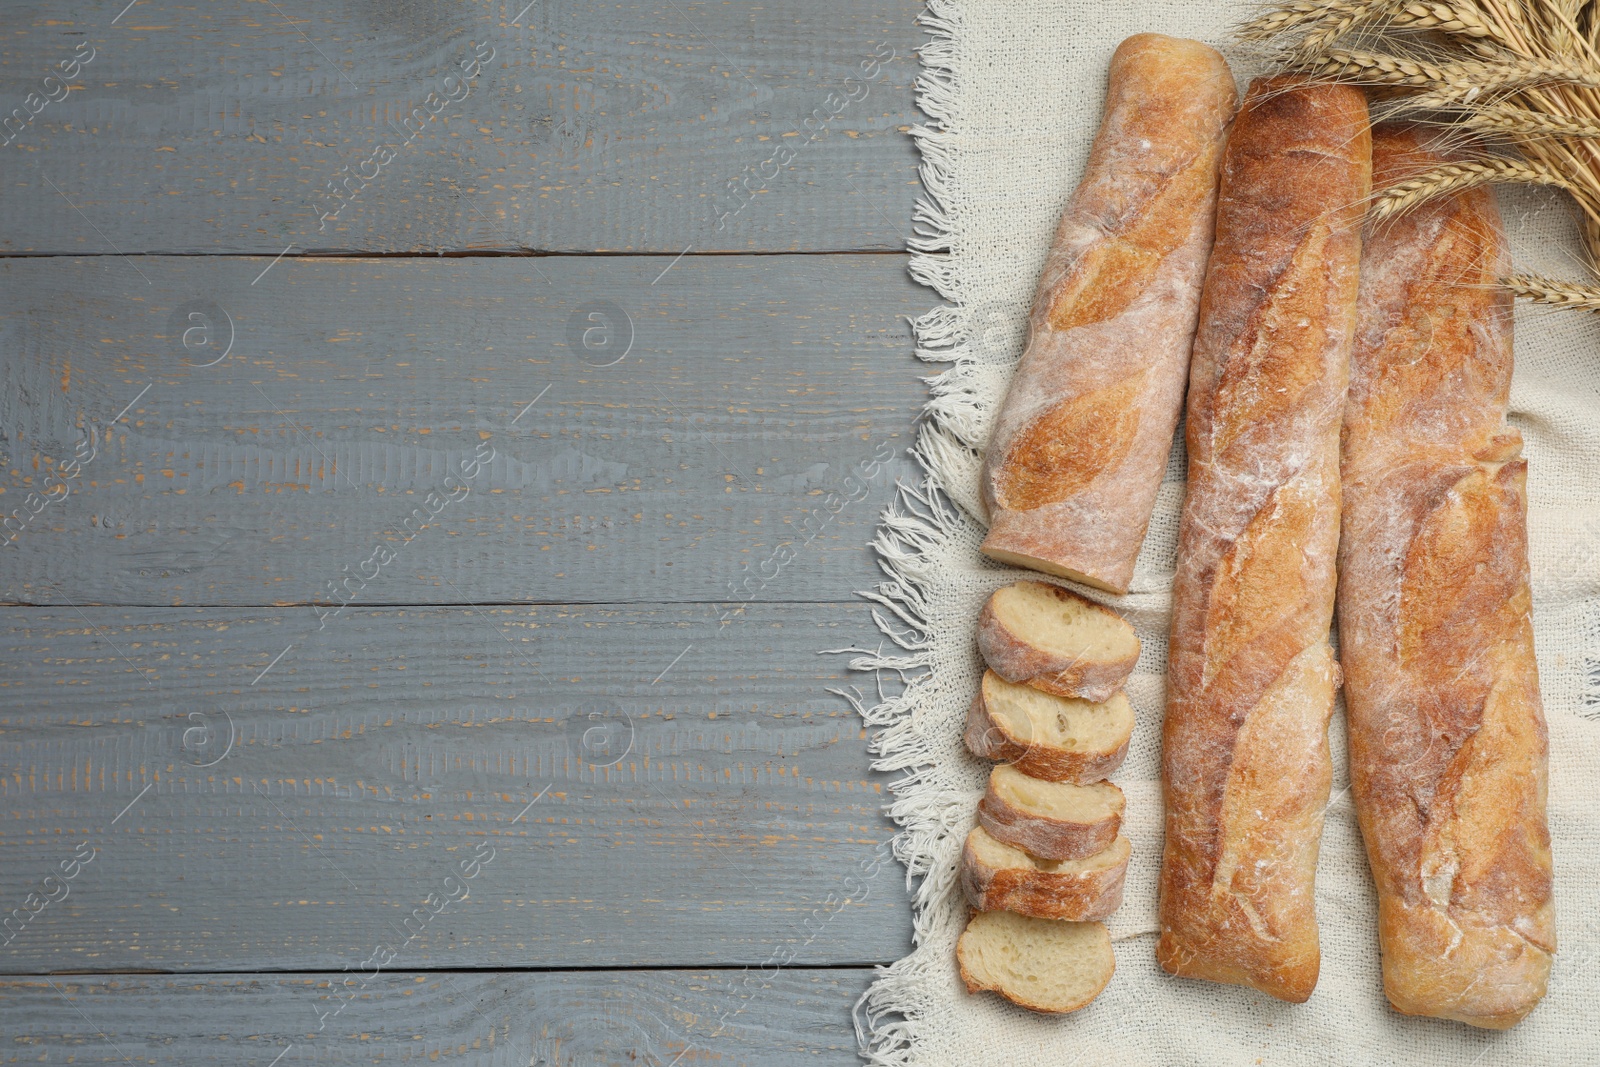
[1243,0,1600,313]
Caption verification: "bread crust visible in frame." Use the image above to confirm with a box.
[961,829,1130,921]
[1157,76,1371,1004]
[978,779,1123,861]
[963,671,1131,783]
[1339,126,1554,1029]
[975,581,1140,702]
[978,34,1238,594]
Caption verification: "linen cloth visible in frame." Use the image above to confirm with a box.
[851,2,1600,1063]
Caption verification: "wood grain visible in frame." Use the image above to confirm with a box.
[0,0,921,255]
[0,601,910,972]
[0,0,929,1051]
[0,253,924,606]
[0,968,874,1065]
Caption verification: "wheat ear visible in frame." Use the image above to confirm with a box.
[1296,49,1600,95]
[1368,158,1574,221]
[1385,2,1508,42]
[1243,1,1513,51]
[1461,103,1600,138]
[1238,1,1399,44]
[1504,273,1600,309]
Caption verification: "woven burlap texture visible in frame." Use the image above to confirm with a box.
[850,1,1600,1064]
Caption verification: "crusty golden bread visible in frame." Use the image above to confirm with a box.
[1340,126,1554,1030]
[976,581,1140,703]
[956,911,1115,1014]
[978,764,1124,861]
[979,34,1237,594]
[1157,76,1371,1004]
[964,670,1134,783]
[961,826,1130,921]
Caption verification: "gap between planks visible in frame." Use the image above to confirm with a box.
[5,962,893,977]
[0,598,882,609]
[0,249,911,261]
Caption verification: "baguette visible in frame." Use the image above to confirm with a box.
[964,670,1134,783]
[961,826,1130,921]
[979,34,1237,594]
[976,581,1140,703]
[1157,76,1370,1004]
[956,911,1115,1014]
[978,764,1124,861]
[1339,126,1554,1029]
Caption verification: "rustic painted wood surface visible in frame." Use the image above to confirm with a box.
[0,0,922,255]
[0,0,927,1059]
[1,968,875,1065]
[0,602,911,972]
[0,254,926,607]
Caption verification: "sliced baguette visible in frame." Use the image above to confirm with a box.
[964,670,1133,783]
[961,826,1130,921]
[978,764,1124,860]
[956,911,1115,1014]
[976,580,1140,701]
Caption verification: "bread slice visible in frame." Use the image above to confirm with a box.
[956,910,1115,1014]
[976,580,1140,702]
[978,764,1124,860]
[964,670,1133,782]
[961,826,1130,920]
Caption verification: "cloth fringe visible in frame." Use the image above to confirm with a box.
[850,0,984,1061]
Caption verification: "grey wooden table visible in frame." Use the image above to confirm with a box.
[0,2,928,1062]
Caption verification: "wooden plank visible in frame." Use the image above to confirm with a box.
[0,253,925,606]
[0,0,921,255]
[0,967,874,1065]
[0,602,910,973]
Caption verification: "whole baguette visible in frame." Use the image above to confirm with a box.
[978,34,1237,594]
[1340,126,1554,1030]
[1157,76,1370,1004]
